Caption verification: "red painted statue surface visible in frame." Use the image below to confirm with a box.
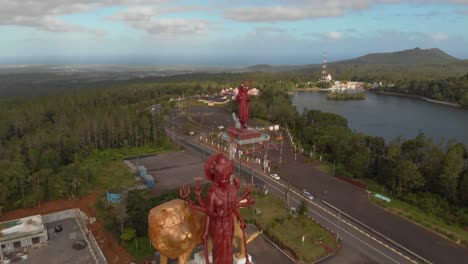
[180,153,254,264]
[236,82,250,129]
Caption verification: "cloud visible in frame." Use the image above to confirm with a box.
[432,33,449,41]
[0,0,171,34]
[248,26,289,37]
[142,19,213,36]
[224,5,344,22]
[325,31,342,40]
[109,7,216,37]
[224,0,468,22]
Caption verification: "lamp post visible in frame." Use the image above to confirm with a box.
[251,144,255,222]
[279,131,283,165]
[333,160,336,176]
[203,136,206,160]
[251,144,255,186]
[238,149,242,179]
[336,211,342,243]
[0,245,4,263]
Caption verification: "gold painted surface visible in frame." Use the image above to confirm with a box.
[148,199,205,262]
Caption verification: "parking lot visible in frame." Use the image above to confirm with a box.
[128,150,208,194]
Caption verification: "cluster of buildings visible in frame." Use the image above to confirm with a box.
[330,81,364,91]
[197,87,260,106]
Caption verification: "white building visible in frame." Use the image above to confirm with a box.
[0,215,48,259]
[331,81,363,91]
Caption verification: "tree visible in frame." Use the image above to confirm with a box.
[458,170,468,207]
[462,92,468,108]
[381,158,425,197]
[121,227,137,249]
[437,144,466,202]
[298,200,308,216]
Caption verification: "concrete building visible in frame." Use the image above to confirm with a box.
[0,209,107,264]
[0,215,48,261]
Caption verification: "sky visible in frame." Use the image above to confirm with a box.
[0,0,468,66]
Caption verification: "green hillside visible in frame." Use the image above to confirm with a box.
[339,48,459,65]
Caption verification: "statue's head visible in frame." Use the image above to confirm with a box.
[238,82,247,92]
[205,153,233,187]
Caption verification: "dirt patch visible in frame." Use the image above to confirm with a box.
[0,191,134,264]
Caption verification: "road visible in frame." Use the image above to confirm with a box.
[165,128,419,264]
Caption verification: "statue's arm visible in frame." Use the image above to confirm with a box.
[205,191,216,218]
[233,207,247,229]
[189,204,207,213]
[180,185,206,212]
[236,188,251,203]
[194,185,205,207]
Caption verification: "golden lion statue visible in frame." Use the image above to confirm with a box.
[148,199,260,264]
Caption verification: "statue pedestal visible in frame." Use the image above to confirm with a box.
[188,251,212,264]
[188,252,254,264]
[233,254,254,264]
[221,126,269,146]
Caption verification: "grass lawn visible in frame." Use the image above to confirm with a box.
[366,179,468,247]
[318,162,332,174]
[240,192,338,263]
[84,143,179,189]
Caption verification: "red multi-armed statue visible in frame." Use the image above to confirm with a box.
[236,82,250,129]
[180,153,254,264]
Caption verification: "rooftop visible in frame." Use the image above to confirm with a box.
[0,215,45,243]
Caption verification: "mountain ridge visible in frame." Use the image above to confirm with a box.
[245,48,461,71]
[338,48,459,65]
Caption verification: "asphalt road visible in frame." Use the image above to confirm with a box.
[165,128,417,264]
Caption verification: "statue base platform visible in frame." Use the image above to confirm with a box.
[188,252,254,264]
[221,126,270,146]
[229,127,262,140]
[234,254,254,264]
[188,251,212,264]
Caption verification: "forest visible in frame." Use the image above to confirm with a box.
[0,82,220,212]
[371,73,468,107]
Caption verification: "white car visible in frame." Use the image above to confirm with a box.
[270,173,280,180]
[303,189,314,200]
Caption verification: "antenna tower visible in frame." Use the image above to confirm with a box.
[321,51,327,81]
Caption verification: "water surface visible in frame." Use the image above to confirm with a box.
[292,91,468,145]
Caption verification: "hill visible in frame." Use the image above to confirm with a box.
[243,48,468,81]
[339,48,459,65]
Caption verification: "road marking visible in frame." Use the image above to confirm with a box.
[321,201,431,264]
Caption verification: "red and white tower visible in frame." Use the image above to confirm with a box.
[321,51,327,81]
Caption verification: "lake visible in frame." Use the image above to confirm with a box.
[291,91,468,145]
